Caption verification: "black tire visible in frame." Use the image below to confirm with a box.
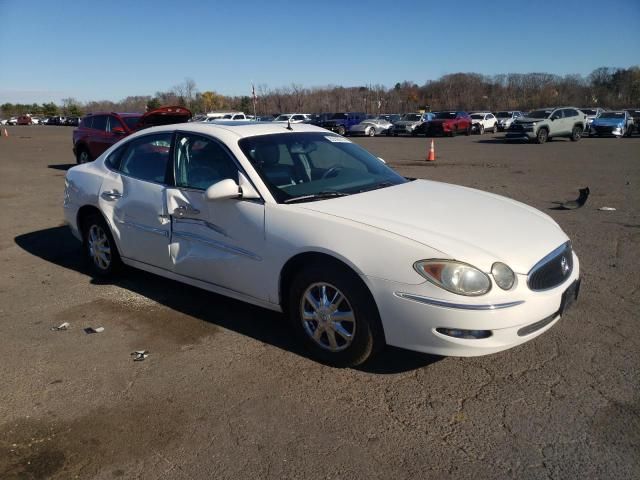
[76,147,91,164]
[368,126,376,137]
[287,262,384,367]
[81,213,122,277]
[570,126,582,142]
[465,125,471,136]
[535,128,548,144]
[493,124,498,133]
[479,125,484,135]
[624,125,633,137]
[337,125,346,136]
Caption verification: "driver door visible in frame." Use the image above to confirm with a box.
[166,132,267,301]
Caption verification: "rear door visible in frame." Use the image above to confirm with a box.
[166,132,267,300]
[98,132,174,269]
[88,115,111,158]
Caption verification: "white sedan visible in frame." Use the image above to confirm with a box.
[63,122,580,366]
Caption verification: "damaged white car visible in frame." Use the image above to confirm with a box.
[64,122,580,366]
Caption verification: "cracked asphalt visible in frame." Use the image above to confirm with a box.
[0,126,638,479]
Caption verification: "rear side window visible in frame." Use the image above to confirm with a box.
[119,133,173,183]
[563,109,578,117]
[80,116,93,128]
[92,115,108,131]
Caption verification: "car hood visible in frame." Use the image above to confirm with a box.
[395,120,420,126]
[515,116,546,124]
[298,179,568,273]
[592,117,625,126]
[137,106,192,129]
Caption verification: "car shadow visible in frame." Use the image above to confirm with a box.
[14,226,440,373]
[48,163,76,171]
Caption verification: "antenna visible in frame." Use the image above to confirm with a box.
[286,118,293,130]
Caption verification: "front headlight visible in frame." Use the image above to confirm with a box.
[491,262,515,290]
[414,260,491,296]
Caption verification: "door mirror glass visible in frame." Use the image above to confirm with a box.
[206,179,240,201]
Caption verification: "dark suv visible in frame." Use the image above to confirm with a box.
[72,106,191,163]
[320,112,366,135]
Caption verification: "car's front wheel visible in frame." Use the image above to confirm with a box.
[82,213,122,276]
[478,124,484,135]
[337,125,346,136]
[535,128,548,144]
[288,263,384,367]
[368,126,376,137]
[570,126,582,142]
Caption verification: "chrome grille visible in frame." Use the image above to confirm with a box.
[528,242,573,291]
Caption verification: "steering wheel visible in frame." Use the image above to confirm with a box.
[321,165,343,179]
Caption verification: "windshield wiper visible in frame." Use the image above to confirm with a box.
[284,191,350,204]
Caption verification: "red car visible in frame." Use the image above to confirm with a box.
[72,106,191,163]
[416,111,472,137]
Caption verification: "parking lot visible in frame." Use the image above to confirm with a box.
[1,125,639,479]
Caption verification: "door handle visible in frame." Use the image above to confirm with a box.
[101,190,122,200]
[172,205,200,217]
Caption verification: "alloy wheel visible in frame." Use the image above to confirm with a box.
[300,282,356,352]
[87,224,111,270]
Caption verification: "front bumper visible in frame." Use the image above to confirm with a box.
[591,125,623,136]
[365,253,580,356]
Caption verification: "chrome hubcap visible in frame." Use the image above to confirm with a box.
[80,151,89,163]
[300,282,355,352]
[87,224,111,270]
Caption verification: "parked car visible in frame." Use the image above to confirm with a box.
[578,107,606,134]
[495,111,523,131]
[416,111,472,136]
[309,113,334,126]
[17,115,34,125]
[389,112,434,136]
[589,111,633,137]
[204,112,247,121]
[49,116,67,126]
[320,112,366,135]
[72,106,191,164]
[348,118,393,136]
[469,112,498,134]
[257,115,275,122]
[624,109,640,135]
[65,116,80,127]
[273,113,311,123]
[7,117,18,125]
[63,122,580,367]
[506,107,587,144]
[0,119,7,125]
[377,114,401,123]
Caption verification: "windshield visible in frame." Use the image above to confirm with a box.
[527,110,552,119]
[599,112,625,119]
[331,113,348,119]
[580,109,597,115]
[239,132,407,203]
[433,112,456,119]
[122,116,141,130]
[470,114,484,119]
[401,114,421,121]
[275,115,291,121]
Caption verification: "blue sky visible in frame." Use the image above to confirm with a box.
[0,0,638,104]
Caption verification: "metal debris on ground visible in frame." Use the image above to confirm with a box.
[51,322,69,331]
[131,351,149,361]
[84,326,105,334]
[598,207,616,211]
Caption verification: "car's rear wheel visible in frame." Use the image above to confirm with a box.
[570,126,582,142]
[368,126,376,137]
[288,262,384,367]
[337,125,346,136]
[536,128,548,144]
[76,148,91,164]
[82,213,122,276]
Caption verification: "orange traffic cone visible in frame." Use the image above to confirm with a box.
[427,139,435,161]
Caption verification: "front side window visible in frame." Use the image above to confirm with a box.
[92,115,108,131]
[108,116,124,132]
[119,133,173,183]
[239,132,407,203]
[174,133,238,190]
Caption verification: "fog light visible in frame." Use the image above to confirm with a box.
[436,328,492,339]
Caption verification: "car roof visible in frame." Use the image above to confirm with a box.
[84,112,141,117]
[130,121,329,140]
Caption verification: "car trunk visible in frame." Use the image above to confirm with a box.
[137,106,192,129]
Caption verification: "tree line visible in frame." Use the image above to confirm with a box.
[2,66,638,118]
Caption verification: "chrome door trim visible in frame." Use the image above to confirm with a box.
[172,231,261,261]
[117,219,169,237]
[173,217,229,238]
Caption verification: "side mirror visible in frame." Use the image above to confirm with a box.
[112,127,125,135]
[238,172,260,199]
[205,179,240,201]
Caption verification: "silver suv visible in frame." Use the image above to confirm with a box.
[506,107,587,144]
[495,111,523,131]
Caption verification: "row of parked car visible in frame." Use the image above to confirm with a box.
[0,114,81,126]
